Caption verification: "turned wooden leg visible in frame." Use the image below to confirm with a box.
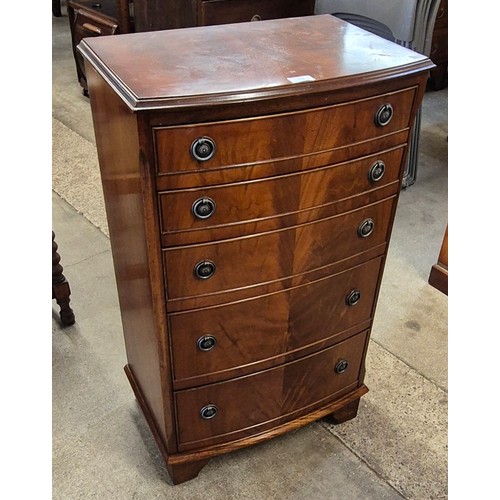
[52,231,75,326]
[325,398,360,425]
[166,459,210,485]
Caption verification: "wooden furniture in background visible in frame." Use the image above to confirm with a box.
[52,231,75,326]
[133,0,315,31]
[67,0,133,95]
[428,225,448,295]
[79,15,432,484]
[66,1,315,93]
[428,0,448,90]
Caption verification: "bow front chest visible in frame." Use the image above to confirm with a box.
[79,15,433,484]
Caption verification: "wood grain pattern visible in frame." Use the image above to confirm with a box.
[166,244,387,312]
[160,183,399,246]
[155,130,410,190]
[163,197,395,300]
[158,146,405,241]
[169,257,382,387]
[128,355,367,466]
[85,64,178,454]
[174,331,367,450]
[80,14,432,484]
[154,89,415,174]
[77,15,434,110]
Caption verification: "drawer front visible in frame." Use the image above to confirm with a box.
[198,0,315,26]
[170,257,382,387]
[73,9,118,43]
[163,196,395,300]
[159,146,404,240]
[154,88,416,176]
[157,131,409,191]
[175,330,367,450]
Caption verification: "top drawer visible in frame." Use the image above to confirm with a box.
[198,0,315,26]
[154,87,417,177]
[73,7,118,44]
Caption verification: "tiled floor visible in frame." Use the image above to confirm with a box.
[52,6,448,499]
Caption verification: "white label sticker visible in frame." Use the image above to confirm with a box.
[287,75,316,84]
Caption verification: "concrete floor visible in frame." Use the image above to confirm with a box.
[52,7,448,499]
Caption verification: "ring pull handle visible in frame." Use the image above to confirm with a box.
[200,404,218,419]
[190,137,216,162]
[251,14,262,21]
[194,260,216,280]
[346,289,361,307]
[335,359,349,374]
[375,104,393,127]
[197,335,217,352]
[192,197,216,219]
[368,161,386,182]
[358,218,374,238]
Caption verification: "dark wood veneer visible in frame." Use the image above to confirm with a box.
[158,147,405,235]
[153,88,415,174]
[175,331,367,450]
[80,15,432,484]
[170,257,383,387]
[163,197,395,300]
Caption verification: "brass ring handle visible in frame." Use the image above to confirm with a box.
[251,14,262,21]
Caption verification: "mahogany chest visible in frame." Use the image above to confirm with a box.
[79,15,433,484]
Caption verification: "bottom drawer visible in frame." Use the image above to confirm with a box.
[175,330,367,450]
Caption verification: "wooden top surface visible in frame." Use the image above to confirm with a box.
[78,15,433,111]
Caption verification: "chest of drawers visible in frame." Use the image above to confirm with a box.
[79,15,433,484]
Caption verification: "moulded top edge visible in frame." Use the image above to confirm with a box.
[78,15,434,112]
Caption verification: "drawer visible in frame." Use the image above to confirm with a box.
[73,8,118,43]
[154,88,417,176]
[198,0,315,26]
[170,257,382,388]
[175,330,367,450]
[157,131,409,191]
[159,146,405,243]
[163,196,395,301]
